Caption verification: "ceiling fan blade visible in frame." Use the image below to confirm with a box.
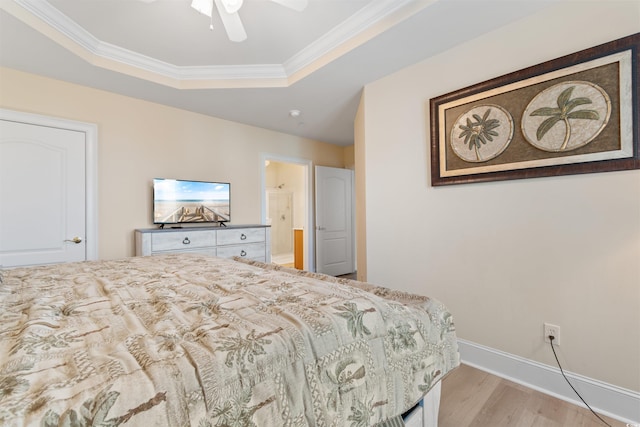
[191,0,213,17]
[214,0,247,42]
[269,0,308,12]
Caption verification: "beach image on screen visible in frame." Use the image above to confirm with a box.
[154,179,230,223]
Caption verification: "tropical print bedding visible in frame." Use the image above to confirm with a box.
[0,254,459,426]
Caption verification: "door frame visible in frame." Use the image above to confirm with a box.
[260,153,314,271]
[0,108,98,261]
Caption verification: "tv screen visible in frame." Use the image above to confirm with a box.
[153,178,230,225]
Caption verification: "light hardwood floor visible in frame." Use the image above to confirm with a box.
[438,364,625,427]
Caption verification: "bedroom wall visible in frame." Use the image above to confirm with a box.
[357,0,639,394]
[343,144,355,170]
[354,95,367,281]
[0,67,346,260]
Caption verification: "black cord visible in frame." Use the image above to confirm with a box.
[548,336,612,427]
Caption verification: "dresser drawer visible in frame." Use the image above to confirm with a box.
[136,226,269,261]
[151,247,217,257]
[217,228,265,246]
[151,230,216,252]
[216,243,265,260]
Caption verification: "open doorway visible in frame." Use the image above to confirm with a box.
[267,189,294,265]
[261,155,314,271]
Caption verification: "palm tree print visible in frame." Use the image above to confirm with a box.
[457,109,501,161]
[438,311,455,339]
[334,302,375,338]
[347,399,372,427]
[206,389,275,427]
[347,398,387,427]
[0,375,29,400]
[41,385,166,427]
[326,358,367,411]
[418,368,442,393]
[186,297,223,317]
[156,323,229,352]
[451,105,514,163]
[388,322,418,352]
[529,85,599,151]
[11,326,109,355]
[216,328,282,373]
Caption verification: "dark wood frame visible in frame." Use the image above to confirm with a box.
[429,33,639,186]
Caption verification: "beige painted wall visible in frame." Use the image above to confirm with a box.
[358,1,639,393]
[0,67,346,260]
[343,145,355,170]
[354,95,367,282]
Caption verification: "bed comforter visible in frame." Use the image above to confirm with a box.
[0,254,458,426]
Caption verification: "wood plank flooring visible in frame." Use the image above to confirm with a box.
[327,270,626,426]
[438,364,625,427]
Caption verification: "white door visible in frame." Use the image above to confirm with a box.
[315,166,354,276]
[0,119,87,267]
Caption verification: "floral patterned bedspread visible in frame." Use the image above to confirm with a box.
[0,254,459,426]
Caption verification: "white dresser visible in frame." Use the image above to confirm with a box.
[135,225,271,262]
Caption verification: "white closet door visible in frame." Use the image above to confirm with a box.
[0,119,86,267]
[315,165,354,276]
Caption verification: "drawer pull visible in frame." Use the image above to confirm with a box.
[240,250,247,257]
[182,237,191,245]
[240,233,247,240]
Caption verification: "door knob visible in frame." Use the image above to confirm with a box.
[64,237,82,244]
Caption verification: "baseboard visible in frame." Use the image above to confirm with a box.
[457,339,640,425]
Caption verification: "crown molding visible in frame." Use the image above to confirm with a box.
[3,0,432,89]
[284,0,431,80]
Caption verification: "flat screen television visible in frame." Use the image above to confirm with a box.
[153,178,230,225]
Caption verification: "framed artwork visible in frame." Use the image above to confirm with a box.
[429,32,639,186]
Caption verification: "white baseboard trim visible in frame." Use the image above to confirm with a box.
[457,339,640,425]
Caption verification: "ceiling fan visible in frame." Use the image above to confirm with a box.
[189,0,309,42]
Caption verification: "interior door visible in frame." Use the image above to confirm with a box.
[315,166,354,276]
[0,119,87,267]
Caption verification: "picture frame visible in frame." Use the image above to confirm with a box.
[429,33,639,186]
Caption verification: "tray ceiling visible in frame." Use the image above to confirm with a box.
[0,0,559,145]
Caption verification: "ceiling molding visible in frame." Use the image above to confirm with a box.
[283,0,418,74]
[3,0,432,89]
[284,0,435,85]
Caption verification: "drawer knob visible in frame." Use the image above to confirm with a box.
[182,237,191,245]
[240,250,247,257]
[240,233,247,240]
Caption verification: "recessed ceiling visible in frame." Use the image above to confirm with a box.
[48,0,369,67]
[0,0,560,145]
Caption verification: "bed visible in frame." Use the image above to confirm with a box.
[0,254,459,426]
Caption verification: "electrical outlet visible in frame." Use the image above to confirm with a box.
[544,323,561,345]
